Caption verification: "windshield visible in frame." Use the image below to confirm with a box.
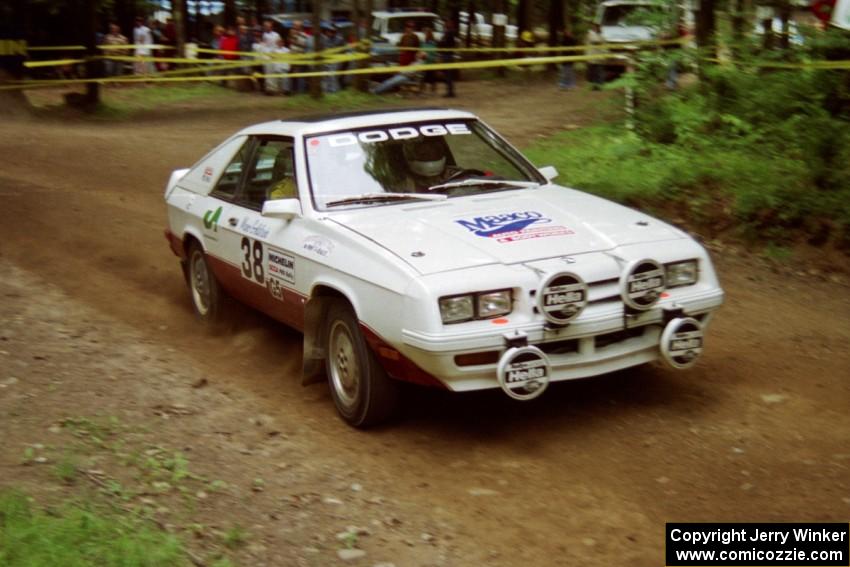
[305,119,542,210]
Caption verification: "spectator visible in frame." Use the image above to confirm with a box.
[371,50,426,95]
[262,19,281,49]
[258,35,290,95]
[558,28,577,89]
[288,21,308,93]
[103,23,128,77]
[422,26,438,93]
[437,18,457,98]
[322,25,344,94]
[586,23,604,90]
[133,17,154,75]
[398,21,420,66]
[210,25,224,52]
[220,26,239,60]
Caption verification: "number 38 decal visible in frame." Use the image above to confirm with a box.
[241,237,265,283]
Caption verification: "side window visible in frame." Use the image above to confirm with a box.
[212,139,254,200]
[237,138,297,210]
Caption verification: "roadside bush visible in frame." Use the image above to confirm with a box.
[527,38,850,247]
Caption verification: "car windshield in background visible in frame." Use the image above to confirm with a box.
[305,120,542,210]
[387,16,441,33]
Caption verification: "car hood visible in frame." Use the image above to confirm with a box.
[328,186,686,275]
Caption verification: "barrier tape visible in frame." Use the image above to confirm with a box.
[0,52,627,90]
[7,49,849,91]
[23,50,369,69]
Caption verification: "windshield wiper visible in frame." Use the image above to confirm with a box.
[427,179,539,192]
[325,192,447,208]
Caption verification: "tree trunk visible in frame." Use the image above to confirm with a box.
[466,0,475,47]
[517,0,528,35]
[547,0,562,71]
[778,0,791,51]
[224,0,237,27]
[310,0,323,99]
[255,0,268,23]
[696,0,716,65]
[174,0,186,57]
[83,0,100,108]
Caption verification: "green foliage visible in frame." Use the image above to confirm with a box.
[0,491,186,567]
[527,41,850,246]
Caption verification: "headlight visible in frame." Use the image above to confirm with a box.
[665,260,698,288]
[439,295,474,324]
[477,290,512,319]
[439,289,513,324]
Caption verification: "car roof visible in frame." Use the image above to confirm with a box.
[238,108,477,137]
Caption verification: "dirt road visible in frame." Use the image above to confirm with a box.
[1,80,848,567]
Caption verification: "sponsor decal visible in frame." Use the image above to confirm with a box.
[201,166,214,183]
[325,123,471,148]
[239,218,270,239]
[497,346,551,401]
[303,235,334,257]
[203,206,222,232]
[267,247,296,285]
[660,317,704,369]
[268,277,286,301]
[455,211,574,243]
[538,272,588,325]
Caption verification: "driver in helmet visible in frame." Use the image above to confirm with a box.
[400,136,454,192]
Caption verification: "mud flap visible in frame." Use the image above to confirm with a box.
[301,297,327,386]
[497,345,551,401]
[660,317,704,369]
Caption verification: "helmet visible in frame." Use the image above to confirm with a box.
[403,138,447,178]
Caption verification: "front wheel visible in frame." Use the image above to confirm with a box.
[324,299,399,428]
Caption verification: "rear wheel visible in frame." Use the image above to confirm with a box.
[324,299,399,428]
[187,242,226,324]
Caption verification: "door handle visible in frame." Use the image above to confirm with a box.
[228,217,238,227]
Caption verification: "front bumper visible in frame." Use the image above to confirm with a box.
[399,287,724,392]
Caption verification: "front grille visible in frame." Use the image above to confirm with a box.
[594,326,645,349]
[538,338,579,355]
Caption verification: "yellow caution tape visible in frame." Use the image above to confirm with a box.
[24,58,87,68]
[1,52,627,90]
[98,44,175,50]
[27,45,86,51]
[6,50,849,91]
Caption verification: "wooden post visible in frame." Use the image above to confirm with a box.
[310,0,323,99]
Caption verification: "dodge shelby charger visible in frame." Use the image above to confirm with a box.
[164,108,724,427]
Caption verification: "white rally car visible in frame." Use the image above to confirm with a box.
[164,108,723,427]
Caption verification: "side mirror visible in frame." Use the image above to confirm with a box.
[262,198,302,220]
[538,165,558,182]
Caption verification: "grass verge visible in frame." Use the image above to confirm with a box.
[0,490,186,567]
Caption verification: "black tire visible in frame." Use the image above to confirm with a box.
[186,241,227,325]
[323,299,400,428]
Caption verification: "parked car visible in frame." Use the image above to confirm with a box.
[370,10,444,45]
[596,0,668,43]
[163,108,724,427]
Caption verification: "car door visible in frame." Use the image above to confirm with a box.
[195,136,255,286]
[225,136,305,329]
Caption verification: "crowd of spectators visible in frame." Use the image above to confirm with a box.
[93,14,463,97]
